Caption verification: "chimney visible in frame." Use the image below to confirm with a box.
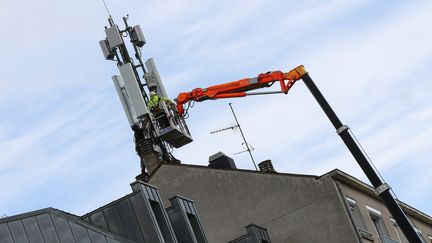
[258,160,276,173]
[208,152,237,170]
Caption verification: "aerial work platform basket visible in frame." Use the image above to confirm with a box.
[152,101,193,148]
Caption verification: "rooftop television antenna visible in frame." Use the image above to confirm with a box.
[210,103,258,171]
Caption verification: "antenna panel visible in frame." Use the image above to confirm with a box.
[144,72,158,91]
[119,63,149,118]
[105,25,123,50]
[112,75,138,126]
[131,25,146,47]
[145,58,168,98]
[99,40,115,60]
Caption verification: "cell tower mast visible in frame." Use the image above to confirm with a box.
[99,14,192,180]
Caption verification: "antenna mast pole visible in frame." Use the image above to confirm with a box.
[228,103,258,171]
[99,9,192,180]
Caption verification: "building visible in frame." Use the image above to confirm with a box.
[0,181,212,243]
[148,155,432,243]
[0,179,269,243]
[1,155,431,242]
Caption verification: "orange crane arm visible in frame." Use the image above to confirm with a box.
[176,65,307,116]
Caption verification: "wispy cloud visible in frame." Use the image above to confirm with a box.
[0,0,431,217]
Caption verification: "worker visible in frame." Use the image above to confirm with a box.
[147,91,173,111]
[147,91,174,129]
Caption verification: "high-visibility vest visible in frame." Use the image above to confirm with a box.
[147,95,172,110]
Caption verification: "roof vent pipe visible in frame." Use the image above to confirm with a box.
[258,160,276,173]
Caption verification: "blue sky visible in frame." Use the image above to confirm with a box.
[0,0,431,219]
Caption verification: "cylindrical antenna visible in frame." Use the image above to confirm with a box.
[101,0,114,26]
[229,103,258,171]
[102,0,112,16]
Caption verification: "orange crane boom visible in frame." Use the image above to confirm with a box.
[175,64,424,242]
[176,65,307,116]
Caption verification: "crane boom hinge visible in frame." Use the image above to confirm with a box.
[336,125,349,134]
[375,183,391,196]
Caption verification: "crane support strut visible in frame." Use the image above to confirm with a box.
[301,72,423,243]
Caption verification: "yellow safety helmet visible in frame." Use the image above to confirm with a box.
[149,91,157,96]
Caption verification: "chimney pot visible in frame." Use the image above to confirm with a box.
[258,160,276,173]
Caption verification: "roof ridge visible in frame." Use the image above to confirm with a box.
[154,163,319,179]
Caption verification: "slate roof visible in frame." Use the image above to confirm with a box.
[0,207,134,243]
[0,181,210,243]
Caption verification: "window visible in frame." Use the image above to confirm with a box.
[150,201,173,242]
[345,197,372,239]
[187,213,206,243]
[390,219,402,242]
[372,216,387,239]
[366,206,400,243]
[390,218,407,243]
[367,207,385,235]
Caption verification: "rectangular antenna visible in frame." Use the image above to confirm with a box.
[99,40,115,60]
[145,58,168,98]
[118,63,149,118]
[112,75,138,125]
[130,25,146,47]
[105,25,123,50]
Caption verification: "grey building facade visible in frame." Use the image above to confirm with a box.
[149,163,432,243]
[334,171,432,243]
